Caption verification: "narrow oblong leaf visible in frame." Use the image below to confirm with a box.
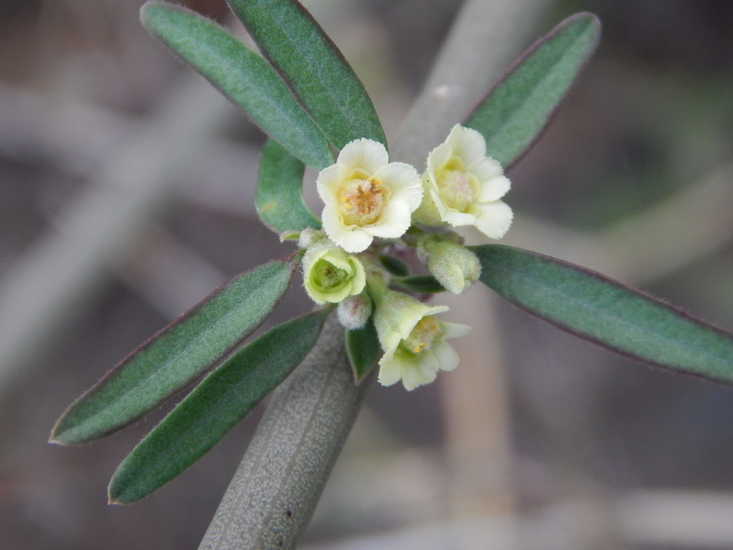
[473,244,733,383]
[108,308,332,504]
[50,257,299,446]
[378,255,410,277]
[395,275,446,294]
[346,318,381,383]
[255,139,322,234]
[141,1,333,169]
[227,0,386,149]
[465,13,600,168]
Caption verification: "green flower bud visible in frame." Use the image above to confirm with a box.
[303,243,366,304]
[426,240,481,294]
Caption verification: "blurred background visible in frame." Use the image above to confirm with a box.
[2,0,733,548]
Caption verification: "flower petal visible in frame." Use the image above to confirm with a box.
[322,207,373,252]
[468,157,504,183]
[426,141,453,175]
[338,138,388,174]
[476,173,511,203]
[446,125,486,166]
[442,321,471,339]
[374,163,423,209]
[364,200,412,238]
[431,341,460,372]
[316,164,345,208]
[378,350,403,387]
[473,200,514,239]
[442,208,478,227]
[402,357,437,390]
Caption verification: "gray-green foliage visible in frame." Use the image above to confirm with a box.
[51,257,298,445]
[345,318,380,382]
[109,308,332,504]
[255,139,322,233]
[466,13,600,167]
[227,0,386,149]
[474,245,733,382]
[141,1,333,169]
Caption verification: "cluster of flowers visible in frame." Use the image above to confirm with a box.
[298,125,512,390]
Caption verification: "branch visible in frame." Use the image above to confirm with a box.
[197,1,549,548]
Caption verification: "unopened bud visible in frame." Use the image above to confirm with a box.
[427,241,480,294]
[337,292,373,330]
[303,242,365,304]
[298,228,325,249]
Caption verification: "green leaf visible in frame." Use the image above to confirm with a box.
[473,244,733,383]
[227,0,386,149]
[50,257,299,446]
[140,1,333,169]
[255,139,322,234]
[378,255,410,277]
[108,308,332,504]
[394,275,446,294]
[465,13,600,168]
[346,318,380,383]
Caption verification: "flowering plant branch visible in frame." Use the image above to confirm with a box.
[48,0,733,547]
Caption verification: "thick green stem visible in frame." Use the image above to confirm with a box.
[198,1,548,548]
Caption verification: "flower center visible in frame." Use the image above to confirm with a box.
[312,259,350,292]
[435,155,479,212]
[401,315,442,354]
[338,177,388,227]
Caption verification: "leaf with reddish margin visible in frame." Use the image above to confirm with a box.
[50,256,299,445]
[141,1,333,169]
[108,307,333,504]
[465,13,600,168]
[474,244,733,383]
[227,0,386,150]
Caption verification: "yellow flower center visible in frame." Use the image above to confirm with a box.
[435,155,479,212]
[402,315,442,354]
[338,176,388,227]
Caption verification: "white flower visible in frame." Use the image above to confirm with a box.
[317,139,423,253]
[414,124,513,239]
[373,289,470,390]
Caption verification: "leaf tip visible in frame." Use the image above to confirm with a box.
[139,0,160,25]
[107,478,134,505]
[569,11,602,42]
[48,418,73,446]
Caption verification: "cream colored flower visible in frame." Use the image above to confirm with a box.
[317,139,423,253]
[413,124,513,239]
[303,242,366,304]
[372,289,470,390]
